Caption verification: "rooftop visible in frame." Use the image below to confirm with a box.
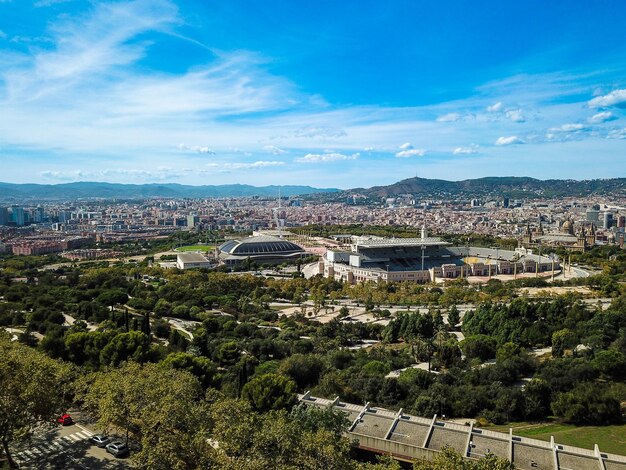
[177,252,210,263]
[354,237,451,249]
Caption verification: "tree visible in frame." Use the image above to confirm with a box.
[413,446,514,470]
[0,335,70,468]
[551,328,577,357]
[551,382,621,424]
[279,354,324,390]
[99,330,153,366]
[162,352,217,388]
[447,305,461,328]
[78,362,214,468]
[97,289,129,310]
[460,335,497,362]
[241,373,297,412]
[215,341,241,366]
[594,349,626,378]
[210,398,358,469]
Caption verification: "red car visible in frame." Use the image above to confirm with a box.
[57,414,73,426]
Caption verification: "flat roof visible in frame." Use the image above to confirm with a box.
[177,252,210,263]
[355,237,451,248]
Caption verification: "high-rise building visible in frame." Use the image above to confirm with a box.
[10,206,25,226]
[187,214,199,228]
[603,212,613,229]
[586,209,599,223]
[33,206,45,223]
[0,207,8,226]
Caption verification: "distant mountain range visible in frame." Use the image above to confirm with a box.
[347,176,626,199]
[0,182,339,201]
[1,177,625,201]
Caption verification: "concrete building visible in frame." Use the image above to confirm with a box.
[0,207,8,226]
[321,234,559,284]
[299,394,626,470]
[176,252,213,270]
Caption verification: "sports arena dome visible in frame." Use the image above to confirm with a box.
[218,235,305,265]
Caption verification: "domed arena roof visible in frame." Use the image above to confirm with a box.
[219,235,304,256]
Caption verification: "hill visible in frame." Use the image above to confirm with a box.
[0,182,339,201]
[348,176,626,199]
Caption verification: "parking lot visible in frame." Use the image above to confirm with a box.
[11,419,129,469]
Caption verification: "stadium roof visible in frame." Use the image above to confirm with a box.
[354,237,450,249]
[219,235,304,256]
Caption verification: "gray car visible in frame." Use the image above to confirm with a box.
[105,441,129,457]
[89,434,111,448]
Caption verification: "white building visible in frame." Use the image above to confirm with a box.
[176,252,213,270]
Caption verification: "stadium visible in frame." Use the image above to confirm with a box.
[321,231,560,284]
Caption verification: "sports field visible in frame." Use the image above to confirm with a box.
[176,245,215,252]
[488,422,626,455]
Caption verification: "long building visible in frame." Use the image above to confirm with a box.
[299,393,626,470]
[321,232,560,284]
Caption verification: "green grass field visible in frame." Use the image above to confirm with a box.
[487,422,626,455]
[176,245,215,252]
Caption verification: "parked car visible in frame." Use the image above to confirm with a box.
[89,434,111,448]
[105,441,129,458]
[57,414,73,426]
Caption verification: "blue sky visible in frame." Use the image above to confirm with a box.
[0,0,625,188]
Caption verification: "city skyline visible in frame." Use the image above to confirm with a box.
[1,0,626,187]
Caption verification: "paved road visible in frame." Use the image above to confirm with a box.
[11,420,129,469]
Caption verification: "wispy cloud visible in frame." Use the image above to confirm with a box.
[505,108,525,122]
[296,152,359,163]
[453,145,479,155]
[607,128,626,139]
[436,112,461,122]
[1,2,625,185]
[495,136,524,146]
[588,89,626,108]
[549,123,586,132]
[395,148,426,157]
[588,111,617,123]
[262,145,287,155]
[206,161,284,170]
[178,143,216,154]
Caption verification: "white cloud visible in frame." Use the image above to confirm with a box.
[453,145,479,155]
[549,123,586,132]
[396,142,427,157]
[41,167,183,181]
[436,112,461,122]
[395,148,426,158]
[292,127,347,139]
[607,128,626,139]
[495,136,523,146]
[206,161,284,170]
[505,109,525,122]
[588,111,617,124]
[262,145,286,155]
[588,89,626,108]
[0,30,6,40]
[178,143,215,154]
[296,152,359,163]
[487,102,503,112]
